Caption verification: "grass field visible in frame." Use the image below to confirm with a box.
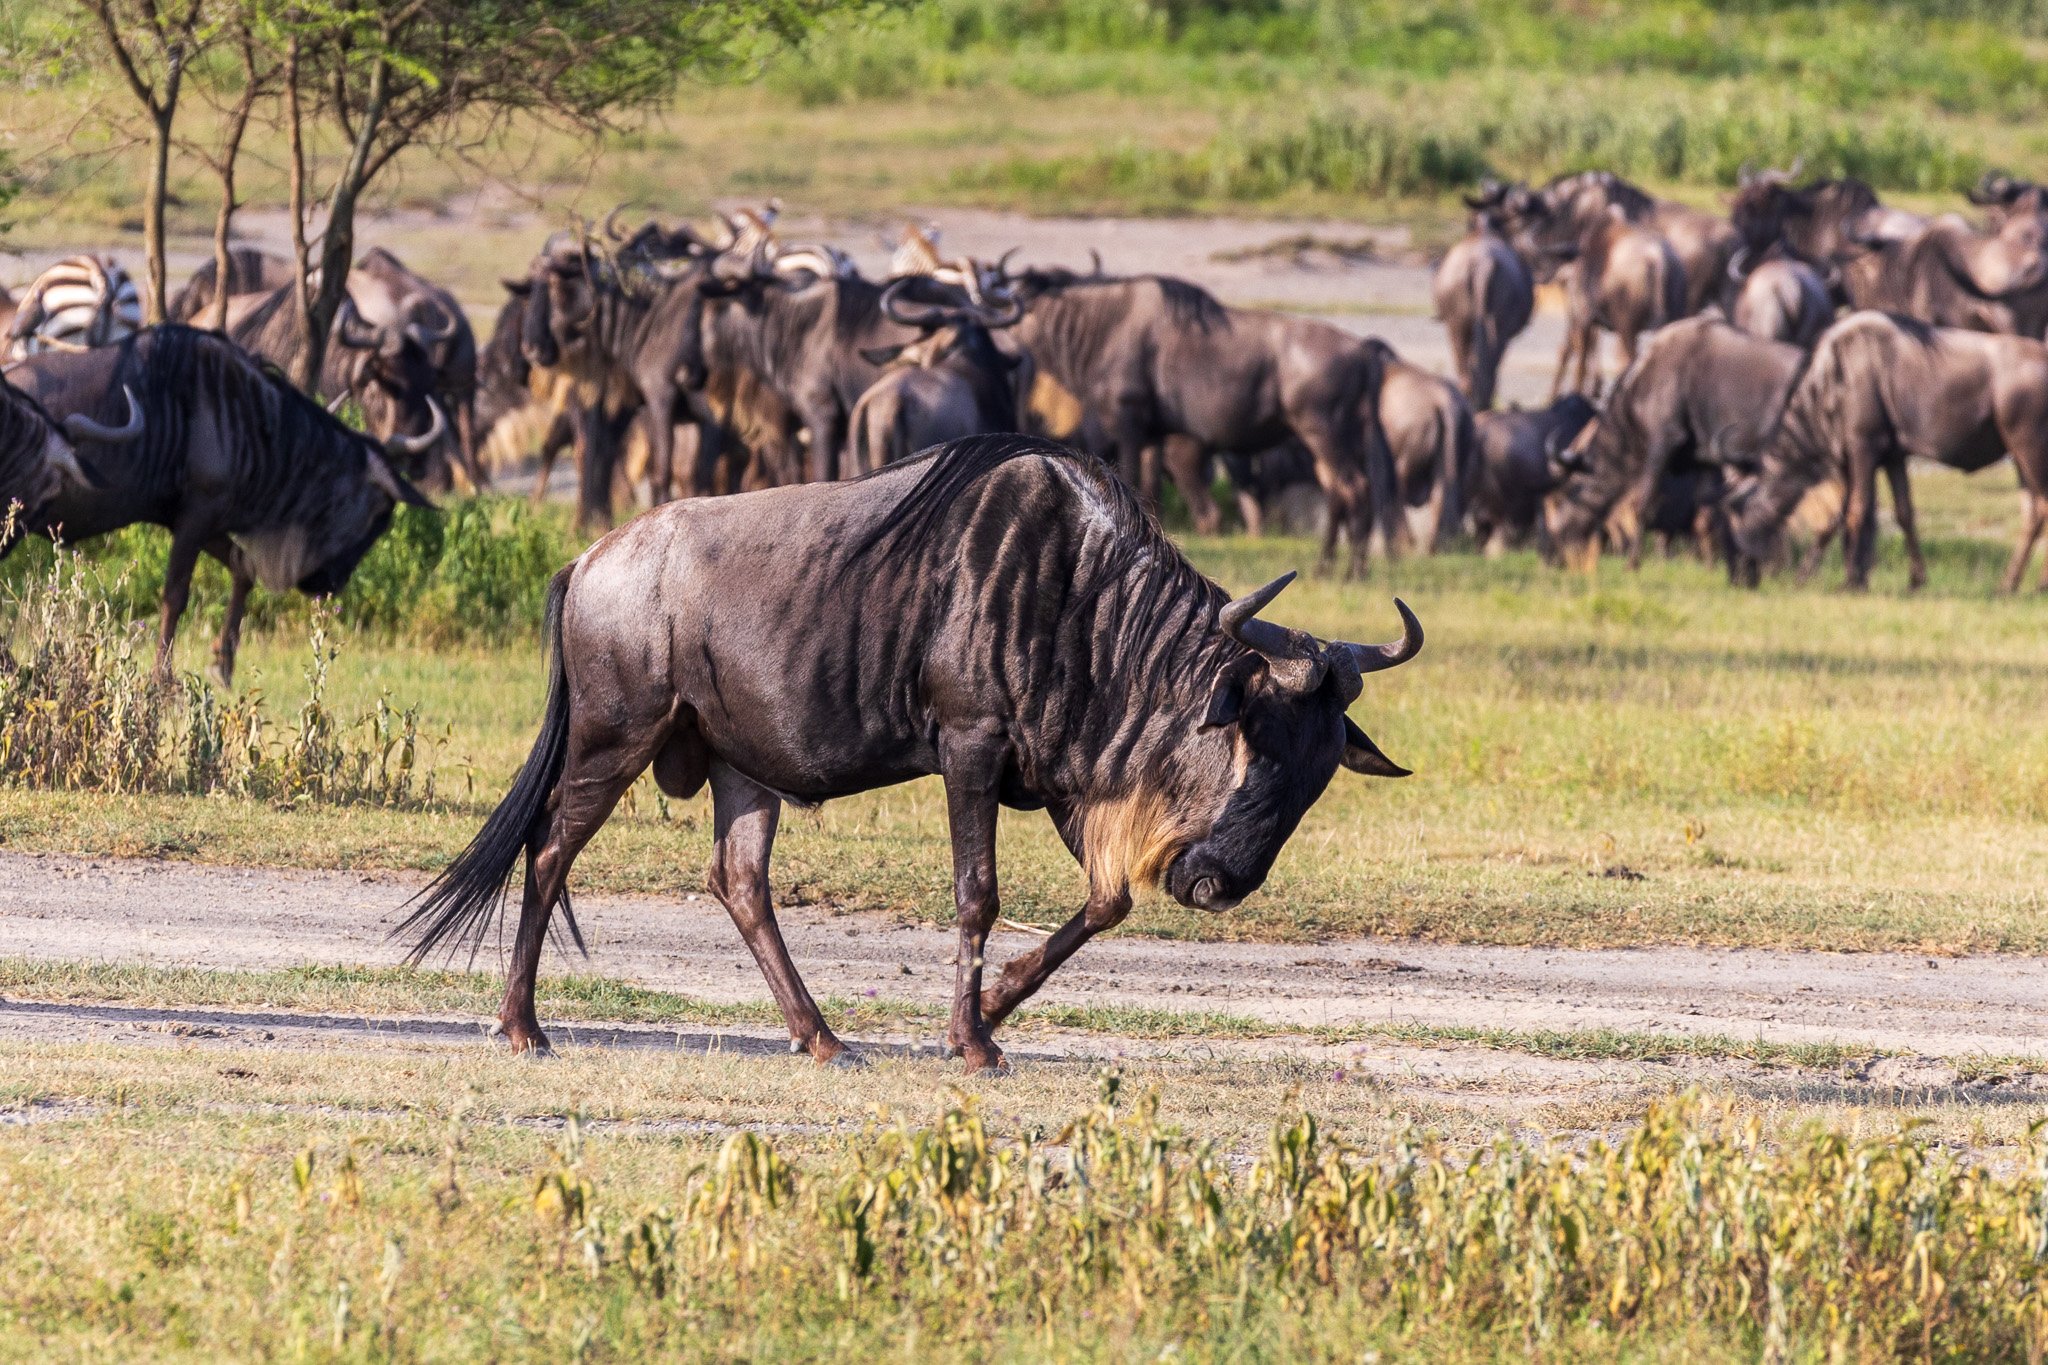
[7,0,2048,238]
[3,463,2044,957]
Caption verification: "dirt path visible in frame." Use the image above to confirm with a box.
[4,851,2044,1067]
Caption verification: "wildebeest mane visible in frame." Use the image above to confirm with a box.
[848,434,1233,694]
[1156,276,1230,331]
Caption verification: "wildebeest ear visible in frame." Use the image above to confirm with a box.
[860,344,907,365]
[1201,657,1263,731]
[1341,717,1410,778]
[501,277,533,295]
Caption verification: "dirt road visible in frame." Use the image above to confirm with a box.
[4,851,2043,1069]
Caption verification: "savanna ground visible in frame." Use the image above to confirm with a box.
[9,1,2048,1355]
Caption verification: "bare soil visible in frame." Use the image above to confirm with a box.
[3,851,2043,1070]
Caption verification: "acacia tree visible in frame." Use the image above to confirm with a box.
[180,9,277,331]
[79,0,209,322]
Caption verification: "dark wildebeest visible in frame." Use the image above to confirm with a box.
[1837,212,2048,338]
[1728,169,1925,280]
[846,286,1024,473]
[999,265,1399,573]
[8,326,435,683]
[1468,394,1596,551]
[1377,354,1474,553]
[0,369,122,519]
[1727,250,1834,346]
[345,249,484,490]
[1497,184,1687,396]
[1432,184,1534,411]
[226,283,451,485]
[1545,314,1804,576]
[398,436,1421,1070]
[1726,311,2048,592]
[1522,171,1736,316]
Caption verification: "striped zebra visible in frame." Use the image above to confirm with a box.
[5,255,142,361]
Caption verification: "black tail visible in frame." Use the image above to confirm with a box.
[395,567,582,966]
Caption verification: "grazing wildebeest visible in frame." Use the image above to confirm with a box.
[1837,212,2048,338]
[1432,185,1534,410]
[1377,354,1473,552]
[0,370,122,519]
[1522,171,1737,316]
[1729,169,1924,279]
[1726,311,2048,592]
[1501,188,1687,397]
[1545,314,1804,575]
[846,286,1023,473]
[1727,250,1834,346]
[1468,394,1596,550]
[8,326,434,683]
[5,255,143,360]
[998,264,1399,573]
[399,436,1421,1070]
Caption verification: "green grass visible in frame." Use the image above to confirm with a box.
[4,467,2048,955]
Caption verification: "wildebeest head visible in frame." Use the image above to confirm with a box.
[1152,574,1422,912]
[330,295,451,475]
[0,374,124,524]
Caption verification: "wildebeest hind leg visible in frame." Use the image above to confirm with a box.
[940,763,1009,1073]
[2004,492,2047,593]
[205,540,254,688]
[706,762,847,1064]
[1883,459,1926,592]
[154,525,208,681]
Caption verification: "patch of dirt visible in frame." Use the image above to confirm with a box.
[4,852,2048,1068]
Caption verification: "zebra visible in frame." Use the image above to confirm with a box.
[5,255,143,361]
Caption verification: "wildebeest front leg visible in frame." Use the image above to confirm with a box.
[707,762,848,1063]
[940,759,1007,1073]
[205,540,254,688]
[979,885,1133,1030]
[1840,447,1881,591]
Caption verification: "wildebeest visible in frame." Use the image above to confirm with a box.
[1501,188,1687,396]
[846,286,1023,473]
[1377,354,1473,552]
[1545,314,1804,575]
[8,326,434,683]
[6,255,143,360]
[1522,171,1736,316]
[1728,251,1834,346]
[1967,172,2048,228]
[1432,186,1534,410]
[1468,394,1596,550]
[1837,212,2048,338]
[1726,311,2048,592]
[999,264,1399,573]
[343,249,484,490]
[165,247,295,324]
[399,435,1421,1070]
[1729,169,1924,278]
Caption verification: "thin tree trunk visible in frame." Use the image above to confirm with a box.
[285,37,317,390]
[305,55,390,398]
[204,37,260,334]
[143,101,175,324]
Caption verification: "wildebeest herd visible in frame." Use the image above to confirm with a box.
[2,166,2045,1067]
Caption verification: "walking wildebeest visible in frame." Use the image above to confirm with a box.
[1468,394,1596,551]
[8,326,435,683]
[1498,188,1687,396]
[1726,311,2048,592]
[1727,249,1834,346]
[1432,185,1534,411]
[1378,354,1473,553]
[1545,314,1804,576]
[998,264,1399,574]
[846,285,1023,473]
[399,435,1421,1071]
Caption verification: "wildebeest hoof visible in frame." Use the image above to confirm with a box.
[959,1048,1010,1077]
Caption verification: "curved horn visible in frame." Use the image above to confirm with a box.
[1332,598,1424,679]
[326,388,351,416]
[1726,244,1750,284]
[1088,247,1105,278]
[1218,572,1325,692]
[383,395,448,458]
[976,290,1025,328]
[334,296,380,350]
[603,204,629,241]
[881,277,951,329]
[60,384,144,444]
[405,303,458,350]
